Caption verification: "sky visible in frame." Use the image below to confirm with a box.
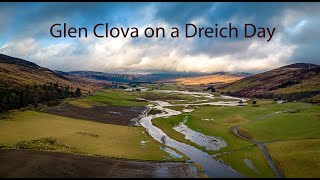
[0,2,319,73]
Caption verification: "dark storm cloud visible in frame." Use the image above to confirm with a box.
[156,2,319,24]
[0,2,151,39]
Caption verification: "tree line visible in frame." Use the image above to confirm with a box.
[0,83,81,113]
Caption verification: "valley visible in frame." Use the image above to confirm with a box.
[1,2,319,179]
[0,54,319,178]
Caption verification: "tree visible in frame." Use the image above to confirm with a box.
[75,87,82,97]
[252,100,257,104]
[0,82,79,112]
[206,85,214,91]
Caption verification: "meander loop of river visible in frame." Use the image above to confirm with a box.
[139,90,246,178]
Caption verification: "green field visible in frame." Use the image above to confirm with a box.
[241,105,320,142]
[67,98,106,108]
[86,90,148,106]
[266,139,320,178]
[166,106,185,111]
[0,111,181,161]
[144,83,181,91]
[216,146,276,178]
[237,105,320,177]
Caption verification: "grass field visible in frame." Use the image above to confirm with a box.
[237,105,320,177]
[216,146,276,178]
[67,99,106,108]
[266,139,320,178]
[0,111,181,161]
[144,83,181,91]
[241,105,320,142]
[86,90,148,106]
[166,106,185,111]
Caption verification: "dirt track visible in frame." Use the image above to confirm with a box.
[0,149,196,178]
[46,104,146,126]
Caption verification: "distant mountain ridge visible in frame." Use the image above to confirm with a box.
[58,71,215,83]
[209,72,252,77]
[57,71,251,84]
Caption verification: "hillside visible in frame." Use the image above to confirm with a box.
[0,54,106,94]
[219,63,320,103]
[171,72,250,85]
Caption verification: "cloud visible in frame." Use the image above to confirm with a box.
[0,2,319,73]
[0,38,38,56]
[272,5,320,64]
[0,29,295,74]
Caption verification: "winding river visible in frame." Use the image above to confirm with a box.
[139,90,246,178]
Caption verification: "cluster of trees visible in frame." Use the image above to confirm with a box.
[205,85,216,92]
[268,80,301,91]
[278,80,300,89]
[276,90,320,102]
[0,83,82,112]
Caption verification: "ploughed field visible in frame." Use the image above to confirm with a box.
[0,149,195,178]
[46,104,146,126]
[0,86,319,178]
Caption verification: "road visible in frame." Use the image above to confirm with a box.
[232,106,310,178]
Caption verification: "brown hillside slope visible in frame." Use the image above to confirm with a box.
[171,74,244,85]
[0,54,106,93]
[219,63,320,103]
